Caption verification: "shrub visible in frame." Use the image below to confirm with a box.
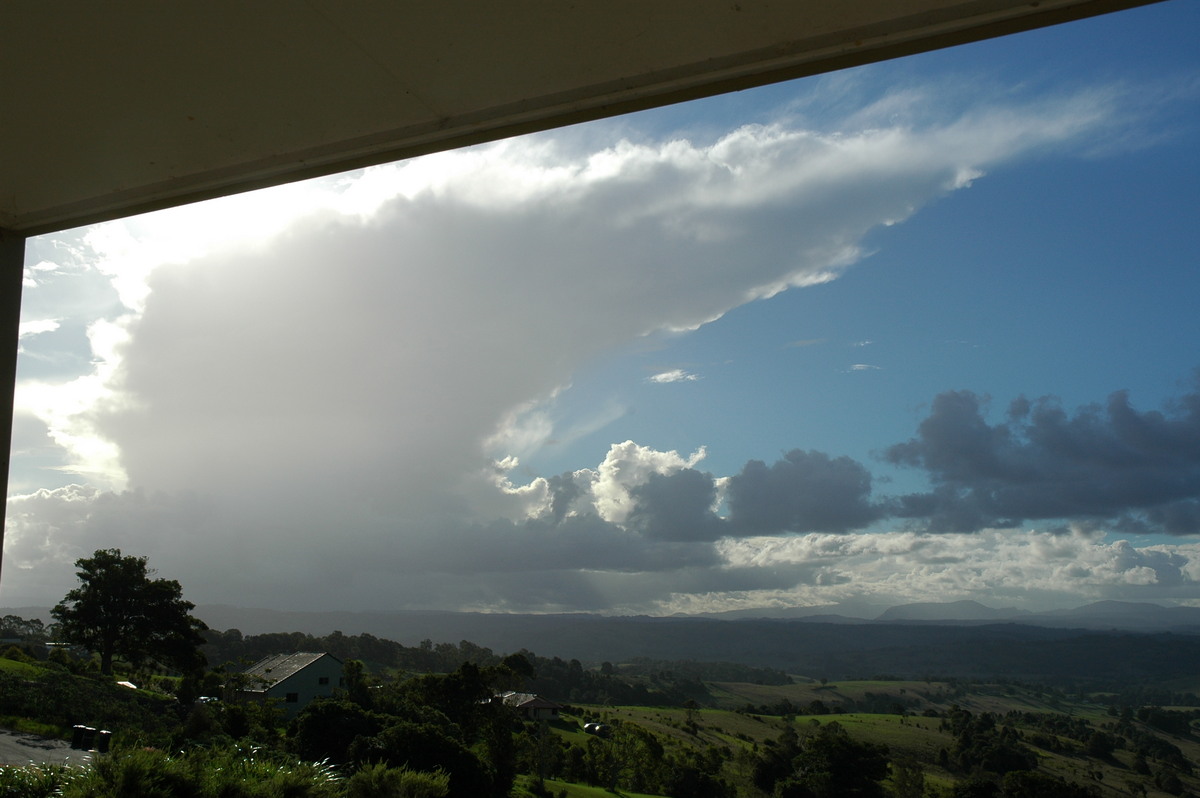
[40,746,343,798]
[345,763,450,798]
[0,764,84,798]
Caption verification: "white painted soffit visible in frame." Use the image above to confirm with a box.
[2,0,1161,236]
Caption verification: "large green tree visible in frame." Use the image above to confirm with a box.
[51,548,207,675]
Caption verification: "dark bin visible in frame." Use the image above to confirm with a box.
[96,730,112,753]
[71,725,87,749]
[80,726,96,750]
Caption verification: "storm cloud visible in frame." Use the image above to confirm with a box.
[726,450,882,534]
[886,383,1200,533]
[627,468,726,541]
[8,70,1191,615]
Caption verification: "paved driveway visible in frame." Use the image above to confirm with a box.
[0,729,88,766]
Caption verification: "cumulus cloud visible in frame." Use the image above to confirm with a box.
[627,468,726,541]
[726,450,882,534]
[11,475,1200,614]
[886,383,1200,533]
[5,79,1155,613]
[703,527,1200,615]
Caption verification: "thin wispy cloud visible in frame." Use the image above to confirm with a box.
[648,369,699,384]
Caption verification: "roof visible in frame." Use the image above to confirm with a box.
[501,692,563,710]
[241,652,340,689]
[0,0,1159,236]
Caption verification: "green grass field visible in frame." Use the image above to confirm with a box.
[513,774,668,798]
[566,678,1200,798]
[0,656,49,679]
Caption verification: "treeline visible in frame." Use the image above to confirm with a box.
[929,705,1200,797]
[201,627,787,707]
[618,657,792,686]
[0,614,49,641]
[737,689,919,718]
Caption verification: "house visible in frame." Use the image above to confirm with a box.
[234,652,343,718]
[500,691,563,721]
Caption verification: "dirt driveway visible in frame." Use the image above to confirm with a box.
[0,728,88,766]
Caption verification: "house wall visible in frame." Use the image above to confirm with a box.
[266,655,344,718]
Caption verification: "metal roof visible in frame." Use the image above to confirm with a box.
[1,0,1160,236]
[240,651,339,689]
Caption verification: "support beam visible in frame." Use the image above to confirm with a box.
[0,228,26,594]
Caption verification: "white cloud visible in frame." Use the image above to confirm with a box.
[583,441,708,526]
[699,528,1200,615]
[6,81,1135,612]
[648,369,698,384]
[18,320,59,339]
[8,466,1200,614]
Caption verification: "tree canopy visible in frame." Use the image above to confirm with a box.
[52,548,207,675]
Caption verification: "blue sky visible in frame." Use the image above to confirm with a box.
[5,1,1200,616]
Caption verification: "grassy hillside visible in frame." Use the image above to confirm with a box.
[0,655,181,746]
[7,630,1200,797]
[563,679,1200,797]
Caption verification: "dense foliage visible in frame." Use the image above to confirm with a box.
[0,747,345,798]
[51,549,207,675]
[0,615,49,642]
[752,722,889,797]
[0,661,182,746]
[4,611,1200,797]
[201,629,771,707]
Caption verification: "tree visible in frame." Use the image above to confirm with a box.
[51,548,207,675]
[0,614,48,642]
[753,723,889,798]
[891,759,926,798]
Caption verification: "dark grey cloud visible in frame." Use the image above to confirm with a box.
[447,515,722,574]
[725,449,882,534]
[627,468,727,541]
[546,472,583,524]
[886,382,1200,533]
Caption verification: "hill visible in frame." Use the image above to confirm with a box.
[13,601,1200,691]
[192,607,1200,691]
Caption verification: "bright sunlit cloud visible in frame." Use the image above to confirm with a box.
[7,5,1200,615]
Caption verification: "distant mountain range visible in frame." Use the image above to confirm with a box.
[9,599,1200,684]
[11,599,1200,639]
[873,598,1200,630]
[702,598,1200,631]
[11,598,1200,639]
[183,600,1200,684]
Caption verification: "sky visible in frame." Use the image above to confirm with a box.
[5,1,1200,617]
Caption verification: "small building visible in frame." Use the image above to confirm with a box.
[234,652,343,718]
[500,691,563,721]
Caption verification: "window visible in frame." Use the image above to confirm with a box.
[318,676,329,686]
[285,693,299,703]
